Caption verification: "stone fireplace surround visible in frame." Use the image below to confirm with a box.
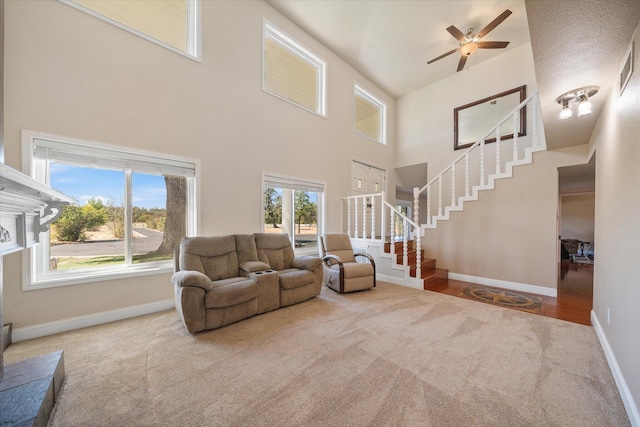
[0,162,72,426]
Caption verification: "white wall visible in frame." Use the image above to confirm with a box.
[395,42,540,178]
[589,22,640,421]
[2,0,396,329]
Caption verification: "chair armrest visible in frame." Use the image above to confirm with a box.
[354,253,376,288]
[354,253,375,267]
[171,270,213,291]
[321,254,343,268]
[292,255,322,271]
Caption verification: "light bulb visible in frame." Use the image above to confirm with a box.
[559,100,572,120]
[578,95,592,117]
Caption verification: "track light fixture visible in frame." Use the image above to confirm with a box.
[556,87,598,120]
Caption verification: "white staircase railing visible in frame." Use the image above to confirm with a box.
[415,93,543,230]
[341,93,544,284]
[342,192,422,277]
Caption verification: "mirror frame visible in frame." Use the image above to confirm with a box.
[454,85,527,151]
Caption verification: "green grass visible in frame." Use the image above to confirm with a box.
[54,252,172,270]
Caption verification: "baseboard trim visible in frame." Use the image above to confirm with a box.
[448,272,558,297]
[377,274,423,290]
[12,299,175,342]
[591,311,639,427]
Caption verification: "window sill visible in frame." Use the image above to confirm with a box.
[24,263,174,291]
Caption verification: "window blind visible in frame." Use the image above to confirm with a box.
[355,93,382,141]
[33,138,196,178]
[263,173,324,193]
[264,22,325,115]
[71,0,189,52]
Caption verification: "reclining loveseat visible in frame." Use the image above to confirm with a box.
[172,233,322,333]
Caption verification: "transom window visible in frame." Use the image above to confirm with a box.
[22,131,198,288]
[354,84,387,144]
[262,172,324,254]
[263,21,326,116]
[61,0,200,59]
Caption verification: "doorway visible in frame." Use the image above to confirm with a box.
[557,156,595,323]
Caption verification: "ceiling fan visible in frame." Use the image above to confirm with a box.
[427,9,512,72]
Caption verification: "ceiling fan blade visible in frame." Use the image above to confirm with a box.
[476,9,512,39]
[457,55,468,72]
[477,41,510,49]
[446,25,466,42]
[427,48,459,64]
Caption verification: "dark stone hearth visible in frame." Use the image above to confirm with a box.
[0,351,65,427]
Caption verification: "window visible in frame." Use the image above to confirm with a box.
[263,21,326,116]
[61,0,199,59]
[262,172,324,254]
[22,131,198,288]
[354,84,386,144]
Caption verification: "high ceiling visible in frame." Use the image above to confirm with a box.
[266,0,530,99]
[266,0,640,151]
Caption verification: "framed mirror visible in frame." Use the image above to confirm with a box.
[454,85,527,150]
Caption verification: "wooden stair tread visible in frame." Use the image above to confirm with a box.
[422,268,449,289]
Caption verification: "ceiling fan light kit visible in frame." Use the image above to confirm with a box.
[460,42,478,56]
[556,86,598,120]
[427,9,512,72]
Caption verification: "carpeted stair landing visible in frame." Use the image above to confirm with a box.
[4,282,629,426]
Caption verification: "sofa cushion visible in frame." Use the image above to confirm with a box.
[206,277,259,308]
[254,233,295,270]
[322,234,356,263]
[260,248,286,271]
[180,235,239,280]
[330,262,374,279]
[278,268,316,290]
[235,234,259,264]
[201,252,241,281]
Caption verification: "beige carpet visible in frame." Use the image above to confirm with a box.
[5,282,629,426]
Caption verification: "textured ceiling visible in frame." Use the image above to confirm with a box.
[266,0,530,98]
[526,0,640,149]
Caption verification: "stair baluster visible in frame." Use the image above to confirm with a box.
[513,111,519,161]
[438,175,443,217]
[426,184,431,226]
[496,125,501,174]
[480,139,486,186]
[371,196,375,240]
[465,153,470,198]
[451,163,456,208]
[362,196,367,240]
[347,198,352,237]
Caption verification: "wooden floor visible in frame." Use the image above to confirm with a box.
[425,261,594,326]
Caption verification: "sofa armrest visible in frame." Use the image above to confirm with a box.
[292,255,322,271]
[239,261,271,274]
[171,270,213,291]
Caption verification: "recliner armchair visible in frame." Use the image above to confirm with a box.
[319,233,376,293]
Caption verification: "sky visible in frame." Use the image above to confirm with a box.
[50,163,167,210]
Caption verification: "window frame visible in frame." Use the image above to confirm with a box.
[261,171,325,255]
[353,84,387,144]
[59,0,201,61]
[21,130,200,290]
[263,20,327,117]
